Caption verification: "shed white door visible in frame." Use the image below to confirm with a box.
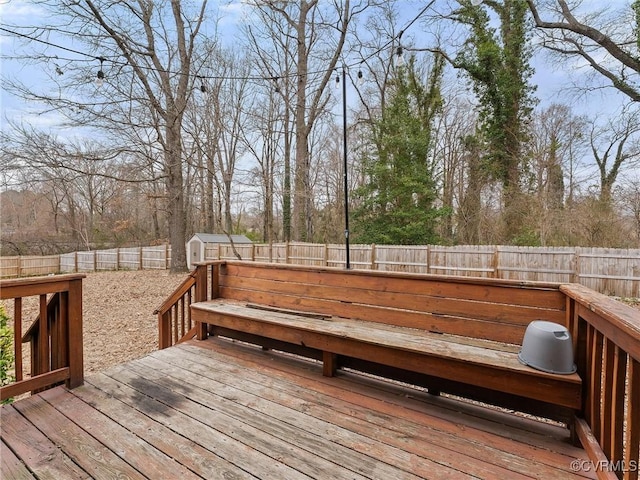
[191,239,202,265]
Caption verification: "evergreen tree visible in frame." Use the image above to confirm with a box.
[352,56,447,245]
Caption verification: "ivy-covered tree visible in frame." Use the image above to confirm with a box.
[449,0,536,242]
[352,56,447,245]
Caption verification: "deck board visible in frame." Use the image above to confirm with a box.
[1,337,596,479]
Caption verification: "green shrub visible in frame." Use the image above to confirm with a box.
[0,303,15,403]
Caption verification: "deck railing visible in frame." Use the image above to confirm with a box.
[154,262,222,349]
[0,274,84,401]
[564,284,640,480]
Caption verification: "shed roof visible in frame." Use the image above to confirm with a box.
[189,233,253,244]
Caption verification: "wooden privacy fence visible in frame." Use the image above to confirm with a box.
[1,243,639,297]
[0,245,171,278]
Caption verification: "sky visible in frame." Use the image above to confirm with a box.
[0,0,634,142]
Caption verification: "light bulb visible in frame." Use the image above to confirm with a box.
[357,70,364,86]
[335,73,340,89]
[471,0,482,5]
[396,46,404,67]
[95,70,104,87]
[95,56,105,88]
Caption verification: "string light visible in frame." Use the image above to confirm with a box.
[335,71,340,89]
[395,46,405,67]
[0,1,434,88]
[395,27,405,68]
[357,69,364,86]
[198,75,206,93]
[272,76,280,93]
[95,57,105,87]
[471,0,482,5]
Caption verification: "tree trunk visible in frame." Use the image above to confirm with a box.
[166,122,188,272]
[293,4,311,241]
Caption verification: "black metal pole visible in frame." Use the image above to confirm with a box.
[342,66,350,269]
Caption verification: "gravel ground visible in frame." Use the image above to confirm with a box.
[80,270,186,374]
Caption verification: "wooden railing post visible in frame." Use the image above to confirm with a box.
[195,264,209,340]
[158,311,171,349]
[13,298,23,382]
[67,278,83,388]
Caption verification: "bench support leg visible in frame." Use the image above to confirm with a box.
[323,352,338,377]
[569,414,579,446]
[196,322,208,341]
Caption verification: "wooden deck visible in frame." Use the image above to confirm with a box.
[1,337,597,480]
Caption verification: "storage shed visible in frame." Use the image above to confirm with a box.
[186,233,253,269]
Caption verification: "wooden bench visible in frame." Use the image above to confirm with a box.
[190,261,582,425]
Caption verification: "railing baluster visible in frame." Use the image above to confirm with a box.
[584,323,594,423]
[610,346,627,471]
[187,288,192,331]
[57,292,69,371]
[624,359,640,480]
[180,295,185,338]
[602,338,615,456]
[172,303,179,344]
[50,294,61,371]
[590,329,604,441]
[38,294,49,376]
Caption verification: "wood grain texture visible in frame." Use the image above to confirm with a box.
[1,339,597,480]
[192,300,582,409]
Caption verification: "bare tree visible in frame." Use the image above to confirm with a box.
[589,106,640,203]
[2,0,209,271]
[527,0,640,101]
[247,0,370,241]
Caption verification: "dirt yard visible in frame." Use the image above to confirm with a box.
[80,270,187,374]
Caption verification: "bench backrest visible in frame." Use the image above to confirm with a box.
[216,262,567,345]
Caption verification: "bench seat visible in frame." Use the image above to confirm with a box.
[191,299,582,411]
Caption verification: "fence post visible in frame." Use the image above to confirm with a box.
[492,247,500,278]
[139,247,143,270]
[18,256,23,277]
[573,248,580,284]
[74,252,78,273]
[324,244,329,266]
[165,244,169,270]
[286,242,290,264]
[426,245,431,274]
[93,251,97,272]
[370,244,376,270]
